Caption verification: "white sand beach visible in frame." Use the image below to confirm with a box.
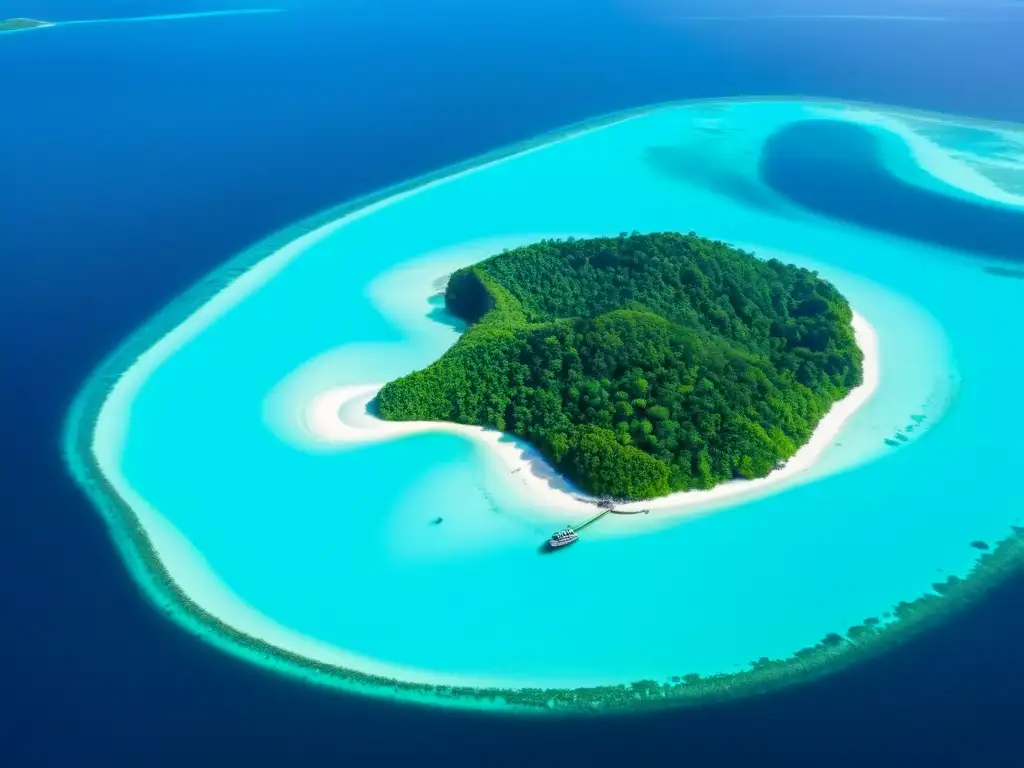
[303,312,880,522]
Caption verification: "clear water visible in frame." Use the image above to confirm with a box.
[81,98,1024,695]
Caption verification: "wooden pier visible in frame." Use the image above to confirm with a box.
[572,507,612,532]
[543,501,651,552]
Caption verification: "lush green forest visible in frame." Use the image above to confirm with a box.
[376,232,863,500]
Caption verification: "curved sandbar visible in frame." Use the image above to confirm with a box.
[66,97,1024,714]
[816,103,1024,209]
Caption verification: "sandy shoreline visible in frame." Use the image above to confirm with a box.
[303,312,879,522]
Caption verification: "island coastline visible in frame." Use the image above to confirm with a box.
[303,306,879,524]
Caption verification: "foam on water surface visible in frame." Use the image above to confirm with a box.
[66,98,1024,712]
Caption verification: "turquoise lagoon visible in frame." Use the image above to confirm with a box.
[66,98,1024,713]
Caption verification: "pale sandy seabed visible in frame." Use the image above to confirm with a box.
[65,96,1022,709]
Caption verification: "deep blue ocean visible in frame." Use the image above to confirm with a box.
[3,0,1024,764]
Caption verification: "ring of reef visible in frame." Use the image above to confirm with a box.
[376,231,864,500]
[62,98,1024,714]
[121,501,1024,714]
[67,219,1023,714]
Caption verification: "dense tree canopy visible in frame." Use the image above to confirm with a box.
[376,232,863,500]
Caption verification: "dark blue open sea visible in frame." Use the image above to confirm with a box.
[4,1,1024,764]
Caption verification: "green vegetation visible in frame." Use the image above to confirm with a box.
[378,232,863,500]
[0,18,50,32]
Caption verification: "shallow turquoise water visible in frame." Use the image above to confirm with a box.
[96,98,1024,690]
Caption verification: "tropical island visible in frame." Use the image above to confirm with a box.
[376,232,864,500]
[0,18,52,32]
